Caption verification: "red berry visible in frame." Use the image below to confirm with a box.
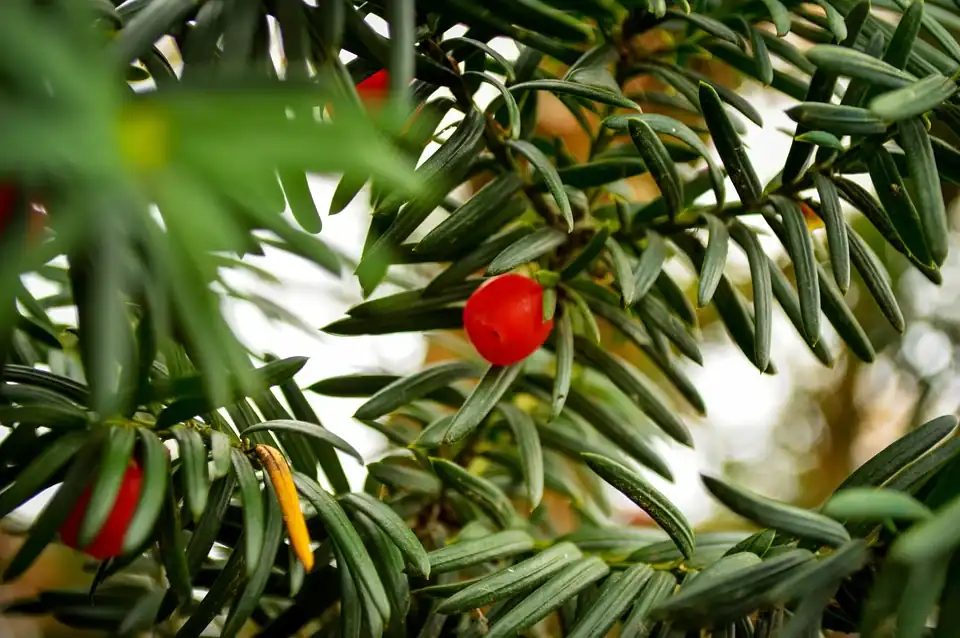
[59,460,144,560]
[356,70,390,105]
[464,274,554,366]
[0,184,17,235]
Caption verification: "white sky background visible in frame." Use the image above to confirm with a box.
[13,16,951,530]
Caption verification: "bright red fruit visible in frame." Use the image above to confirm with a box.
[59,460,144,560]
[0,184,16,235]
[356,70,390,105]
[464,274,554,366]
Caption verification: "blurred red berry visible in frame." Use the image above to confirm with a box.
[0,185,16,235]
[356,70,390,105]
[464,274,554,366]
[59,460,144,560]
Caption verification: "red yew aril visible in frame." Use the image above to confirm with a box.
[356,69,390,106]
[0,184,16,236]
[463,274,554,366]
[59,460,144,560]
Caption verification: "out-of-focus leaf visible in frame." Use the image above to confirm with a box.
[822,487,932,522]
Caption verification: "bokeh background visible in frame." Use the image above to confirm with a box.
[3,9,960,636]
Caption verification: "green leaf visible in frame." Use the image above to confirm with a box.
[441,37,516,82]
[294,473,391,623]
[413,415,454,449]
[117,589,165,638]
[723,529,777,558]
[431,458,517,528]
[4,430,104,581]
[337,545,363,638]
[675,234,769,373]
[444,363,523,444]
[321,308,464,336]
[367,459,441,495]
[173,539,246,638]
[822,487,932,522]
[169,426,210,523]
[769,196,820,345]
[498,404,544,509]
[701,475,851,547]
[219,481,284,637]
[437,542,584,614]
[330,172,367,216]
[568,563,654,638]
[551,306,575,421]
[699,82,762,207]
[156,477,192,605]
[351,509,411,627]
[0,431,85,520]
[667,9,743,48]
[604,114,725,206]
[627,120,683,218]
[509,79,642,112]
[817,263,876,363]
[898,116,950,266]
[561,227,610,280]
[765,540,869,606]
[416,173,526,258]
[785,103,887,136]
[621,571,678,638]
[121,429,169,555]
[630,230,667,305]
[487,226,569,275]
[230,449,265,578]
[354,361,480,421]
[729,222,773,371]
[280,169,322,234]
[806,44,915,88]
[339,492,431,578]
[584,453,694,558]
[813,174,850,292]
[561,284,603,344]
[555,158,649,189]
[698,213,729,307]
[747,23,774,86]
[486,557,610,638]
[573,337,693,447]
[76,427,136,550]
[425,227,534,294]
[524,375,672,480]
[635,294,702,365]
[883,0,924,70]
[0,404,87,430]
[836,415,957,490]
[846,225,905,333]
[208,430,231,481]
[347,281,481,319]
[796,130,844,149]
[426,529,535,574]
[812,0,847,41]
[506,140,573,231]
[891,0,960,64]
[652,549,813,628]
[867,144,933,266]
[278,376,351,494]
[606,237,637,306]
[466,71,521,139]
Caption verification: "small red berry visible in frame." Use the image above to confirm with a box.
[464,274,554,366]
[59,460,144,560]
[0,184,17,235]
[356,70,390,105]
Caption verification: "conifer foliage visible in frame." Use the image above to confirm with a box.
[2,0,960,636]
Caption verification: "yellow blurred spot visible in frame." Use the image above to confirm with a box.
[254,444,315,572]
[117,102,169,172]
[799,201,824,231]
